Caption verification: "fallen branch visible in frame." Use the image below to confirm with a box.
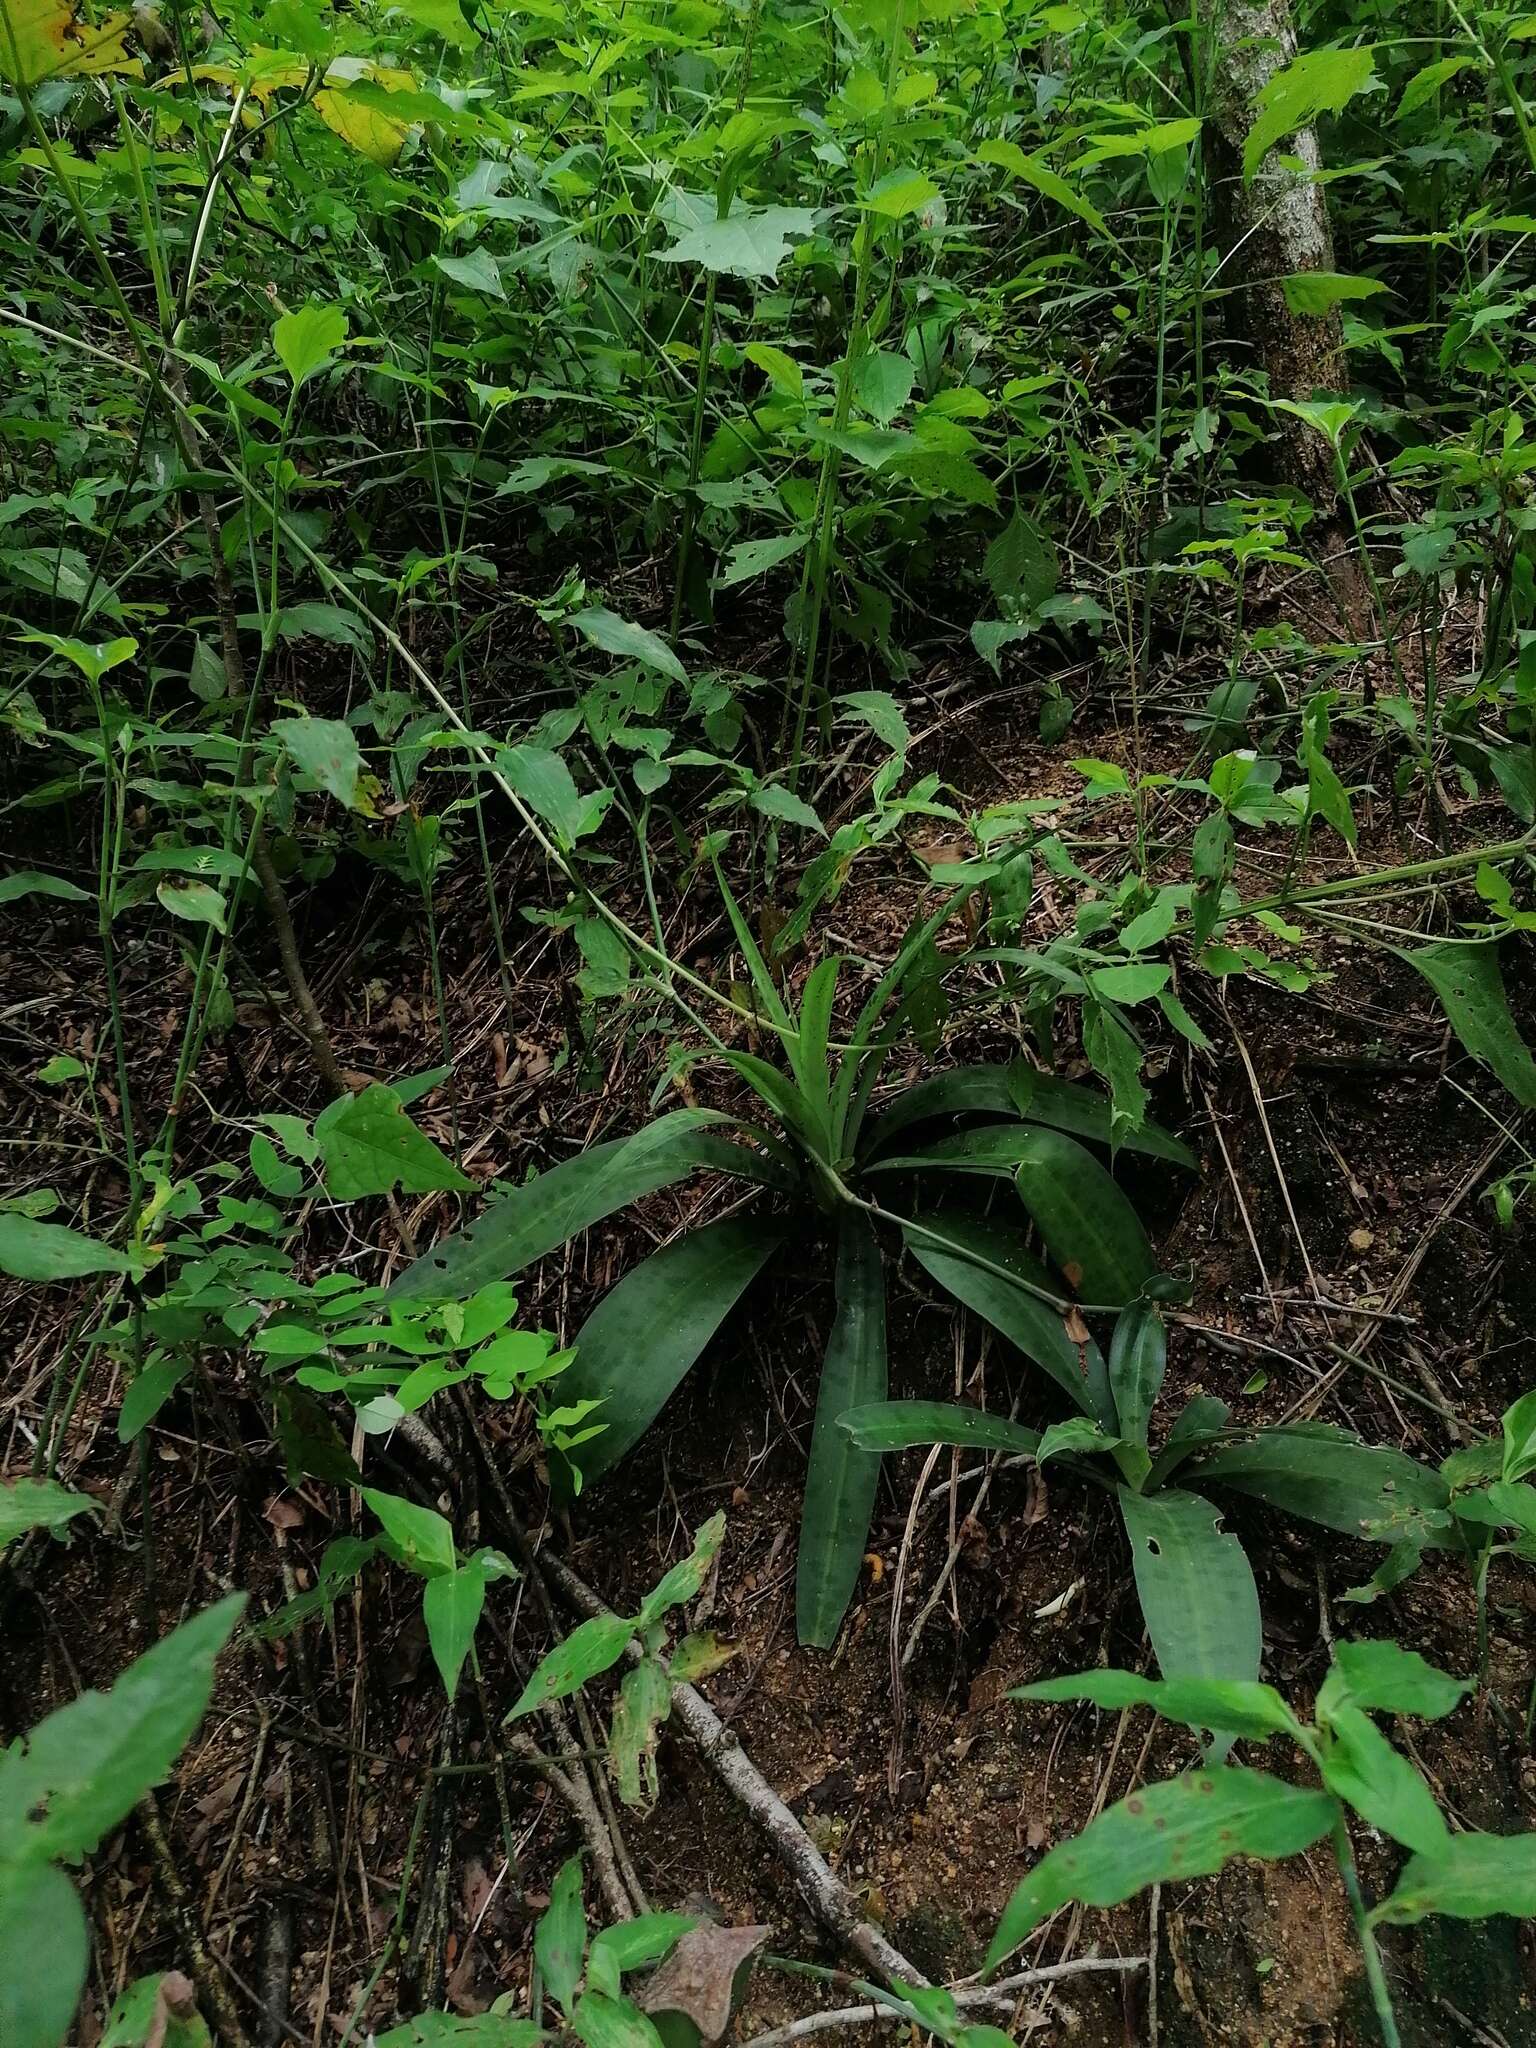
[744,1956,1149,2047]
[536,1547,926,1988]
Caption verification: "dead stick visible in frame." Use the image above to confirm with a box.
[745,1957,1149,2047]
[136,1792,254,2048]
[538,1548,927,1988]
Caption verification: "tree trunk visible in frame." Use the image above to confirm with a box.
[1208,0,1345,509]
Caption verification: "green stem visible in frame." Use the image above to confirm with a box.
[1332,1817,1402,2048]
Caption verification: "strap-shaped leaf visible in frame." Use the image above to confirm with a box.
[1189,1423,1451,1540]
[1145,1394,1231,1489]
[839,1399,1041,1458]
[1119,1486,1261,1684]
[796,1212,886,1648]
[552,1218,786,1486]
[388,1112,785,1302]
[786,955,839,1157]
[1108,1302,1166,1448]
[861,1063,1194,1166]
[1012,1128,1155,1307]
[904,1207,1116,1426]
[985,1767,1335,1971]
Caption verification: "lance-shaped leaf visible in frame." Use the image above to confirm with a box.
[1119,1486,1262,1686]
[388,1113,783,1302]
[797,1212,887,1648]
[553,1219,786,1485]
[1015,1668,1303,1742]
[1108,1301,1166,1447]
[903,1207,1115,1426]
[1189,1423,1451,1540]
[1012,1128,1156,1307]
[839,1399,1041,1459]
[985,1768,1335,1970]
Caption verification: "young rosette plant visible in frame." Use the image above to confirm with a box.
[989,1643,1536,2048]
[840,1301,1455,1694]
[389,871,1197,1648]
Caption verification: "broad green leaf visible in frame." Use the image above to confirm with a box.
[422,1562,486,1698]
[1503,1388,1536,1481]
[553,1219,785,1484]
[1011,1128,1155,1306]
[985,512,1058,607]
[654,205,820,281]
[1088,962,1169,1004]
[1318,1706,1446,1854]
[389,1114,780,1302]
[372,2019,542,2048]
[985,1769,1335,1969]
[568,606,687,684]
[1280,271,1389,317]
[155,881,226,931]
[432,248,505,299]
[0,869,92,905]
[18,630,136,682]
[588,1914,695,1978]
[1014,1668,1300,1741]
[1037,1417,1121,1466]
[903,1207,1115,1425]
[637,1511,727,1631]
[118,1356,193,1443]
[1108,1302,1165,1447]
[100,1970,214,2048]
[509,1612,636,1718]
[1243,46,1376,181]
[1371,1832,1536,1927]
[499,742,612,848]
[839,1400,1040,1458]
[797,1212,887,1648]
[270,717,369,811]
[1119,1486,1261,1685]
[1396,55,1472,119]
[1409,942,1536,1105]
[975,139,1110,238]
[0,1862,87,2048]
[0,1596,244,1866]
[315,1086,472,1199]
[0,1215,129,1280]
[863,166,940,218]
[362,1488,456,1577]
[272,301,349,388]
[0,1477,96,1552]
[839,690,911,753]
[1190,1423,1450,1539]
[751,784,825,834]
[535,1855,587,2015]
[1325,1640,1471,1720]
[851,350,916,425]
[714,532,809,588]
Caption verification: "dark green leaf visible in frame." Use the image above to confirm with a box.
[389,1113,781,1303]
[1190,1424,1450,1540]
[508,1612,636,1719]
[1011,1129,1156,1307]
[1109,1302,1166,1447]
[797,1212,887,1648]
[838,1400,1041,1457]
[903,1208,1115,1425]
[535,1855,587,2015]
[316,1086,472,1200]
[1400,942,1536,1109]
[554,1219,785,1484]
[0,1216,129,1280]
[0,1477,97,1551]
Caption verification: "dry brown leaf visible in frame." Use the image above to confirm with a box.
[639,1922,770,2046]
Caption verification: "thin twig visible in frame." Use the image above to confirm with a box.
[743,1957,1148,2047]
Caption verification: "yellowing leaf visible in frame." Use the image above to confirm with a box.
[315,62,417,162]
[0,0,138,85]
